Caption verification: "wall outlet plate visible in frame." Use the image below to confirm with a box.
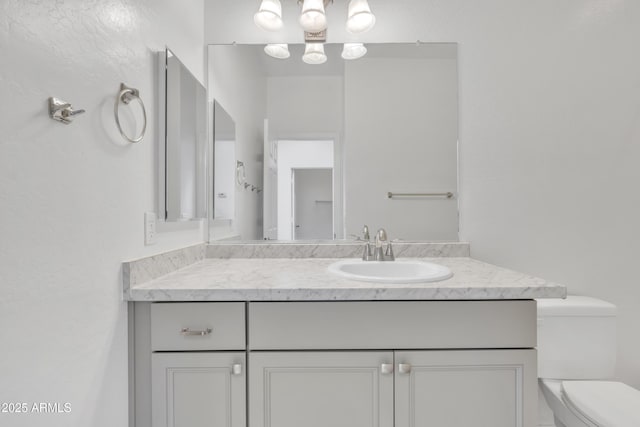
[144,212,157,245]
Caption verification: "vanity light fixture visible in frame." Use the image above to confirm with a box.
[341,42,367,60]
[255,0,376,64]
[299,0,327,32]
[254,0,284,31]
[346,0,376,33]
[264,43,291,59]
[302,43,327,64]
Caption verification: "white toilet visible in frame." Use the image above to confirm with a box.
[536,295,640,427]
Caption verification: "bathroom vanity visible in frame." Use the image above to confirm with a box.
[125,243,565,427]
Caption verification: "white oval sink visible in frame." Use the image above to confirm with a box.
[328,259,453,284]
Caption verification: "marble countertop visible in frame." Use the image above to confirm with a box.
[124,257,566,301]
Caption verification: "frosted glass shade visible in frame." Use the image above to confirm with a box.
[254,0,283,31]
[341,43,367,60]
[299,0,327,32]
[264,44,290,59]
[346,0,376,33]
[302,43,327,64]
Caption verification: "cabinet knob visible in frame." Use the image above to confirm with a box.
[180,328,212,336]
[232,364,242,375]
[398,363,412,374]
[380,363,394,375]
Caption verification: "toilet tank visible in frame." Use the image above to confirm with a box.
[537,296,617,380]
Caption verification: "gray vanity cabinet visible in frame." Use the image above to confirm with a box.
[248,349,535,427]
[134,300,537,427]
[152,352,246,427]
[248,301,537,427]
[133,302,246,427]
[249,351,394,427]
[395,349,536,427]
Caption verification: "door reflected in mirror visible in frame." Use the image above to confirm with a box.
[293,168,334,240]
[208,43,459,242]
[269,140,335,240]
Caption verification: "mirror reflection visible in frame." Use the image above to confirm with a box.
[162,48,207,221]
[207,43,459,242]
[209,100,238,240]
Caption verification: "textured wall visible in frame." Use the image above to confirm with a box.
[205,0,640,388]
[0,1,204,426]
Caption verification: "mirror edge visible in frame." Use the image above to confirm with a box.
[156,47,168,221]
[159,46,209,223]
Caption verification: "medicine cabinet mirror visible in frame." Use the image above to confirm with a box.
[158,48,207,221]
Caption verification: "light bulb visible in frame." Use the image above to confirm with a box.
[254,0,283,32]
[341,43,367,60]
[264,44,290,59]
[302,43,327,65]
[346,0,376,34]
[299,0,327,32]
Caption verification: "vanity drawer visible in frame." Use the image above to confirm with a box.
[151,302,245,351]
[249,300,536,350]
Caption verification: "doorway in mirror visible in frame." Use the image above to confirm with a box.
[264,139,335,240]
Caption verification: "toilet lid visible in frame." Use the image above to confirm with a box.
[561,381,640,427]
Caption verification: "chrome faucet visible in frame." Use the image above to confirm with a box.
[361,226,394,261]
[373,228,395,261]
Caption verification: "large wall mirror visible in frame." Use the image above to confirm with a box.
[159,48,207,222]
[207,43,459,242]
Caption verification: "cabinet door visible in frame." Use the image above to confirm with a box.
[152,352,246,427]
[395,350,537,427]
[250,351,394,427]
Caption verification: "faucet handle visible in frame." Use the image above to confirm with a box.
[374,228,392,261]
[385,241,395,261]
[362,225,370,241]
[362,241,372,261]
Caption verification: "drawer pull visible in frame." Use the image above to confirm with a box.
[232,364,243,375]
[398,363,412,374]
[380,363,394,375]
[180,328,212,336]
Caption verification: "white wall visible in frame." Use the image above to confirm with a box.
[205,0,640,388]
[344,55,458,240]
[0,1,205,427]
[267,76,344,138]
[208,45,267,239]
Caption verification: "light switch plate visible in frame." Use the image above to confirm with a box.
[144,212,157,245]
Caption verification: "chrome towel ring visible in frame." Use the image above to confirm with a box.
[114,83,147,143]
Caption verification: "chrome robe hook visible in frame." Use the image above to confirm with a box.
[48,97,85,125]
